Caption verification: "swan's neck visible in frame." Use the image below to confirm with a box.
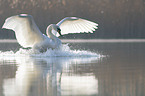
[46,26,57,40]
[46,25,61,49]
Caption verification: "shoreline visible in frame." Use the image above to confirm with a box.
[0,39,145,43]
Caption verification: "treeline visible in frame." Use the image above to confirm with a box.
[0,0,145,39]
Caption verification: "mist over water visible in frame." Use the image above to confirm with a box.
[0,43,100,57]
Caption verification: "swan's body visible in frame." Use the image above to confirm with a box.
[2,14,98,52]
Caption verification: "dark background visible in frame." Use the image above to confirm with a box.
[0,0,145,39]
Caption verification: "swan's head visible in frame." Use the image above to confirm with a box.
[48,24,62,36]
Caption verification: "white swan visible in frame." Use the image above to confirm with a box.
[2,14,98,52]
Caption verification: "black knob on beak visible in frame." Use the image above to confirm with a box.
[57,28,62,36]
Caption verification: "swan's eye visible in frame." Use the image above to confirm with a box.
[57,28,61,32]
[57,28,62,36]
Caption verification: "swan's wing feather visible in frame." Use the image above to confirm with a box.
[56,17,98,36]
[2,14,44,48]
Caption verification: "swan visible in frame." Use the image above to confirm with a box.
[2,14,98,52]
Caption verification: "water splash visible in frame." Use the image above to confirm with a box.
[0,44,101,57]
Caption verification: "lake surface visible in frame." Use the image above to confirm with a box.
[0,39,145,96]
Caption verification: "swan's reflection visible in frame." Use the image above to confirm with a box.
[2,56,99,96]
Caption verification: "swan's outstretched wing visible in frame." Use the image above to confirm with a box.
[56,17,98,36]
[2,14,44,48]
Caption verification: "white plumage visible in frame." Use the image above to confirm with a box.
[2,14,98,52]
[56,17,98,36]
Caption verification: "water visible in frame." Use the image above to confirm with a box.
[0,39,145,96]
